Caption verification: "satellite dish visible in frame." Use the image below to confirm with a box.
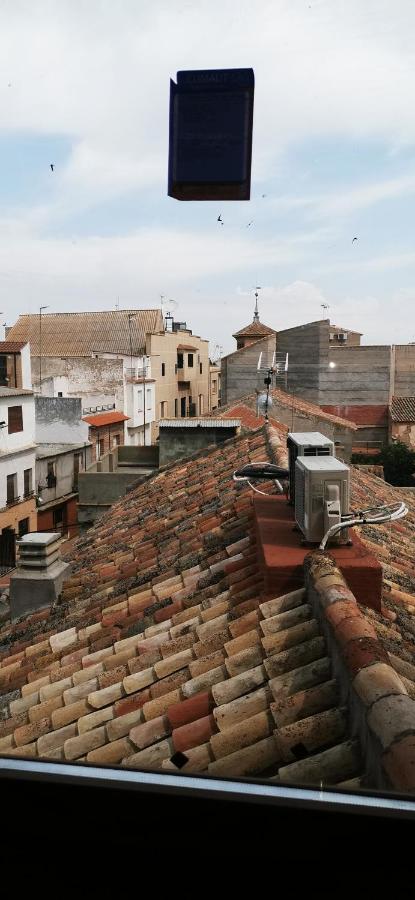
[257,392,273,416]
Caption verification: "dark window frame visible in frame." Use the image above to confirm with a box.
[188,353,194,367]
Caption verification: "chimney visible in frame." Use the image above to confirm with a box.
[9,532,71,621]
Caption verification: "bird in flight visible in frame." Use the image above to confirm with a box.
[246,221,254,228]
[261,193,267,198]
[50,163,55,172]
[217,215,223,225]
[352,236,358,242]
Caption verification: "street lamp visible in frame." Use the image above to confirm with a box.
[39,306,49,393]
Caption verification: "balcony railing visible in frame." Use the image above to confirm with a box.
[125,367,150,382]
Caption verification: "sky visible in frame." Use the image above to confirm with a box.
[1,0,415,356]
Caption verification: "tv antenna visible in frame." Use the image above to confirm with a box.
[256,348,289,420]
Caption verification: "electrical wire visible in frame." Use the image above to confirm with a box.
[319,501,408,550]
[233,463,286,496]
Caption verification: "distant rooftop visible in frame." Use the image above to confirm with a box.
[390,397,415,422]
[7,309,164,358]
[0,341,28,352]
[232,320,276,339]
[83,411,130,428]
[0,387,33,397]
[159,418,240,428]
[36,442,91,459]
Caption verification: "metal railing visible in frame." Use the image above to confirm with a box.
[125,366,150,381]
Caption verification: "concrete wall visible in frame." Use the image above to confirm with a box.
[159,425,238,467]
[352,426,388,451]
[35,396,89,444]
[77,471,144,521]
[277,321,329,403]
[324,346,392,406]
[221,335,276,405]
[393,345,415,396]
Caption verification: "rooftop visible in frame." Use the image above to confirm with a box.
[0,341,28,352]
[390,397,415,423]
[159,418,241,429]
[36,442,91,459]
[83,411,130,428]
[0,387,33,398]
[0,423,414,792]
[232,321,276,339]
[219,388,357,431]
[7,309,164,358]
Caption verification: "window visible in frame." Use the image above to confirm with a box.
[160,401,167,417]
[212,379,217,393]
[73,453,81,488]
[98,438,105,459]
[18,518,29,538]
[180,396,186,416]
[177,352,184,369]
[137,388,143,411]
[47,461,56,488]
[58,391,63,397]
[0,355,8,386]
[199,362,203,374]
[8,405,23,434]
[6,473,17,504]
[53,505,66,531]
[188,353,194,367]
[199,394,204,414]
[174,398,178,417]
[112,434,121,447]
[161,362,165,376]
[24,468,32,497]
[146,388,152,409]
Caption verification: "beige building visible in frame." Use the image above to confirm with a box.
[7,310,211,445]
[329,325,362,347]
[209,362,221,411]
[146,327,210,432]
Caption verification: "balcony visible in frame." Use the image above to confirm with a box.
[125,366,151,383]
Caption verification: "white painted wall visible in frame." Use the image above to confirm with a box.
[0,393,35,455]
[0,446,36,507]
[21,343,33,390]
[40,374,69,397]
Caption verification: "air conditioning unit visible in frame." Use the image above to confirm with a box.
[287,432,335,506]
[295,456,350,544]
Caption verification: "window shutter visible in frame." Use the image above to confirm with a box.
[8,405,23,434]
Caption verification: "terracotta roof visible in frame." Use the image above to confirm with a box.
[220,389,357,431]
[0,425,414,791]
[7,310,164,358]
[321,405,389,427]
[83,411,130,428]
[390,397,415,423]
[0,341,27,352]
[232,321,276,339]
[220,403,276,432]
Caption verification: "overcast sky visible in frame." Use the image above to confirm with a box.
[1,0,415,356]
